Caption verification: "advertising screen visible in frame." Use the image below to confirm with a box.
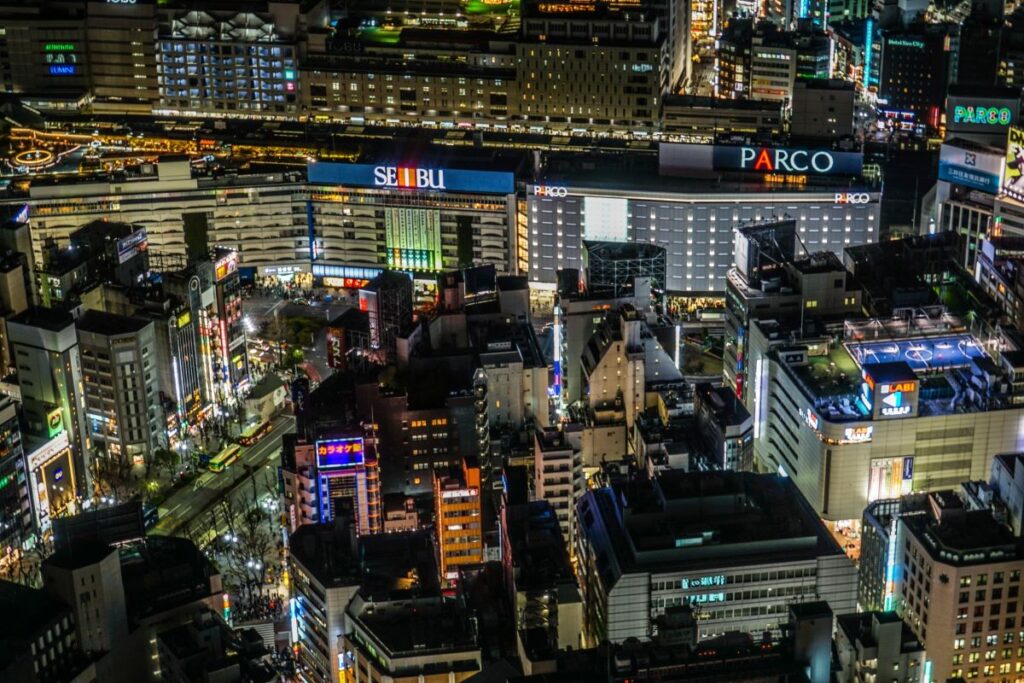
[938,143,1004,194]
[1004,127,1024,202]
[384,208,442,271]
[315,437,365,469]
[583,196,629,242]
[116,228,149,264]
[308,162,515,195]
[946,95,1020,135]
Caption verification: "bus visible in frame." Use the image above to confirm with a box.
[208,444,241,473]
[238,420,271,446]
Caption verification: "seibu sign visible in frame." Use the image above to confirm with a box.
[373,166,446,190]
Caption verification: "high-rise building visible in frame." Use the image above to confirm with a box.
[280,432,382,536]
[0,398,30,554]
[434,456,483,589]
[41,543,128,657]
[693,383,754,470]
[533,427,584,550]
[211,249,248,392]
[878,25,954,130]
[8,307,90,492]
[359,271,414,364]
[834,611,926,683]
[897,491,1024,683]
[154,4,302,118]
[76,310,163,470]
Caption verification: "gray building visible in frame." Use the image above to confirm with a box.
[76,310,162,470]
[835,611,925,683]
[8,307,90,492]
[575,470,857,646]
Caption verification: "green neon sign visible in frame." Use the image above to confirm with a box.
[44,43,76,52]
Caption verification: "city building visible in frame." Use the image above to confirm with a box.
[693,383,754,470]
[343,593,481,683]
[745,305,1024,524]
[533,428,583,549]
[358,271,413,364]
[0,580,85,683]
[790,79,856,140]
[897,490,1024,683]
[0,397,30,555]
[0,249,31,377]
[76,310,163,471]
[932,139,1004,269]
[575,470,857,646]
[514,0,679,130]
[528,144,879,294]
[660,96,783,138]
[210,248,249,392]
[434,456,484,589]
[8,307,90,492]
[154,3,303,118]
[41,542,128,657]
[878,25,955,130]
[976,237,1024,328]
[501,498,583,671]
[834,611,925,683]
[280,432,382,536]
[288,521,362,683]
[989,453,1024,536]
[724,221,862,402]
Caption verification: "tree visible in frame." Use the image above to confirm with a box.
[152,447,179,478]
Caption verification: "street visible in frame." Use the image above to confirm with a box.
[153,413,295,537]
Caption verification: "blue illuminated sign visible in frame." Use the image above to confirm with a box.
[49,65,76,76]
[681,575,726,590]
[308,162,516,195]
[315,437,365,469]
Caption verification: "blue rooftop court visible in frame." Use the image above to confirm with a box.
[846,334,987,373]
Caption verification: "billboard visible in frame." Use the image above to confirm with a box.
[46,407,64,438]
[215,251,238,282]
[1004,126,1024,202]
[583,196,629,243]
[946,94,1019,135]
[938,143,1003,194]
[308,162,516,195]
[867,378,918,420]
[116,228,148,264]
[315,437,365,469]
[659,142,863,176]
[385,208,442,270]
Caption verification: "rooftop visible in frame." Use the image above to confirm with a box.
[0,581,71,671]
[349,596,479,660]
[76,310,151,336]
[836,611,923,654]
[505,500,578,594]
[578,471,844,581]
[903,492,1023,566]
[9,306,74,333]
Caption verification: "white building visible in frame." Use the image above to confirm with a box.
[533,427,583,550]
[576,470,857,646]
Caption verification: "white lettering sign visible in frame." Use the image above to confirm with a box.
[533,185,568,197]
[372,166,446,190]
[835,192,870,204]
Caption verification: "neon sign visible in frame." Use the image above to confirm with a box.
[49,65,76,76]
[44,43,76,52]
[373,166,446,190]
[315,437,365,469]
[842,426,873,443]
[681,575,726,589]
[888,39,925,49]
[741,147,836,173]
[953,106,1012,126]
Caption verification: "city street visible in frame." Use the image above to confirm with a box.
[153,413,295,538]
